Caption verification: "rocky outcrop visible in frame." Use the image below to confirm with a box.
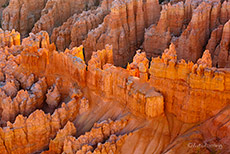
[51,0,111,51]
[12,0,160,66]
[32,0,100,35]
[206,24,223,60]
[220,1,230,24]
[42,121,76,154]
[83,0,160,66]
[149,44,230,123]
[20,30,230,124]
[127,50,149,81]
[21,30,50,48]
[20,31,87,88]
[62,118,128,153]
[91,134,130,154]
[0,77,48,125]
[143,0,230,68]
[87,46,164,118]
[46,84,61,109]
[19,34,165,119]
[0,94,84,154]
[1,0,47,37]
[215,19,230,67]
[0,28,20,47]
[205,19,230,68]
[1,0,230,68]
[0,37,48,125]
[144,1,213,61]
[143,2,186,57]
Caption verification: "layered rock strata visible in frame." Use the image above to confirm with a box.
[18,29,230,125]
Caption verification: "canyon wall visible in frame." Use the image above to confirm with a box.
[1,0,47,37]
[149,43,230,123]
[1,0,100,37]
[2,0,229,68]
[143,0,230,68]
[51,1,111,51]
[32,0,100,35]
[83,0,161,66]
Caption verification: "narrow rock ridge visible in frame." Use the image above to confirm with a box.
[42,121,77,154]
[51,0,112,51]
[32,0,100,35]
[62,118,129,153]
[1,0,47,37]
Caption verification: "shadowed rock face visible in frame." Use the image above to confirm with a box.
[2,0,229,67]
[143,0,230,68]
[1,0,161,66]
[0,0,229,153]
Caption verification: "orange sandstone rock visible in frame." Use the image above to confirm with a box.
[0,29,20,47]
[143,2,185,57]
[197,50,212,67]
[42,121,76,154]
[51,1,111,51]
[149,45,230,123]
[62,118,128,153]
[0,96,81,154]
[83,0,160,66]
[1,0,47,37]
[216,20,230,67]
[32,0,100,35]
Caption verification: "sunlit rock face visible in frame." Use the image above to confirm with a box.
[0,0,229,153]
